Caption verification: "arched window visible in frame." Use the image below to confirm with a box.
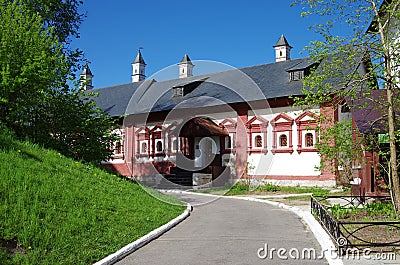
[279,134,288,147]
[255,135,263,148]
[156,141,163,152]
[141,142,147,154]
[226,135,232,149]
[171,139,177,152]
[115,142,122,154]
[305,133,314,147]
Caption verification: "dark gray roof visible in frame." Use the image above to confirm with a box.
[90,82,143,117]
[179,54,193,64]
[133,50,146,65]
[274,34,292,48]
[286,59,316,71]
[93,58,314,117]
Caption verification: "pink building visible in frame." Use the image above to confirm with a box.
[87,36,379,192]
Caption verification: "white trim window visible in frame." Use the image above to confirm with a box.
[171,138,178,152]
[253,134,263,148]
[304,131,315,147]
[155,139,163,153]
[140,140,148,154]
[279,133,288,147]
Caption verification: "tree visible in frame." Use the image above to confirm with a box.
[0,0,68,128]
[0,0,119,163]
[27,88,121,163]
[293,0,400,212]
[22,0,86,74]
[316,120,364,185]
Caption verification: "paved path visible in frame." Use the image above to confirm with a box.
[115,192,328,265]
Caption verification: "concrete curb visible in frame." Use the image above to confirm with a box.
[180,191,343,265]
[93,203,192,265]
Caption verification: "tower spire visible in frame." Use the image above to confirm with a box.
[273,34,292,62]
[132,48,146,82]
[80,63,93,90]
[178,53,194,78]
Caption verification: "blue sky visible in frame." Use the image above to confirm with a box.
[74,0,323,88]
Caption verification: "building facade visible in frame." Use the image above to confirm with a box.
[88,35,377,191]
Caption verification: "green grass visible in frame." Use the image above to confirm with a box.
[224,181,330,196]
[0,130,185,264]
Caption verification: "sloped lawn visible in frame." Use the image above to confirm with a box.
[0,131,185,264]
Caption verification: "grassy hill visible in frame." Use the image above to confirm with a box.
[0,129,185,264]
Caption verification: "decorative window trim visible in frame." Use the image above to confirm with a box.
[220,118,237,154]
[150,124,165,157]
[254,134,263,148]
[111,129,125,160]
[140,141,148,154]
[246,116,268,154]
[271,113,294,154]
[305,132,314,147]
[135,126,150,158]
[171,138,178,153]
[166,122,178,156]
[295,111,318,154]
[279,133,288,148]
[156,140,163,153]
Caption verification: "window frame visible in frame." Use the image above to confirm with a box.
[295,111,318,154]
[271,113,294,154]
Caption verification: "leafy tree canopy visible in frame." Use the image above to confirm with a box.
[0,0,120,163]
[293,0,400,211]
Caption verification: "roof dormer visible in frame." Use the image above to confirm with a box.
[172,77,208,98]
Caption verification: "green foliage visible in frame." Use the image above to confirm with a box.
[24,88,121,163]
[317,120,363,185]
[330,204,351,219]
[21,0,85,76]
[293,0,400,210]
[311,188,330,197]
[329,202,399,221]
[225,181,330,196]
[0,0,68,119]
[22,0,85,44]
[365,202,398,219]
[225,181,251,195]
[0,1,118,163]
[257,183,281,192]
[0,131,185,264]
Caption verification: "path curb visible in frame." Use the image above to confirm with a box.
[93,203,192,265]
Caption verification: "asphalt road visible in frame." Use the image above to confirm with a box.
[115,192,328,265]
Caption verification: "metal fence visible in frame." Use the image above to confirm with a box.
[311,195,400,255]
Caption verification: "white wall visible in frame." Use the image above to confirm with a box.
[248,106,321,177]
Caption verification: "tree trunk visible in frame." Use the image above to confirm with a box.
[371,0,400,213]
[386,88,400,213]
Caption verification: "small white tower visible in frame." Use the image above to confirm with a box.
[132,49,146,82]
[80,63,94,90]
[178,54,194,78]
[273,34,292,62]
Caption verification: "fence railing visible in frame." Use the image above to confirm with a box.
[311,195,400,255]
